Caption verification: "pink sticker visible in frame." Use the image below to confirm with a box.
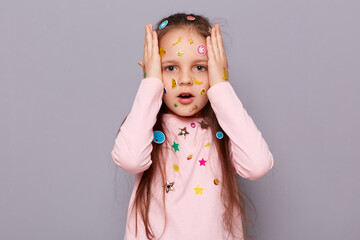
[196,44,206,55]
[187,16,195,21]
[190,122,196,128]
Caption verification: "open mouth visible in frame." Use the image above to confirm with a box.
[177,92,194,98]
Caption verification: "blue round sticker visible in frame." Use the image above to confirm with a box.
[159,20,168,29]
[153,130,165,144]
[216,131,224,139]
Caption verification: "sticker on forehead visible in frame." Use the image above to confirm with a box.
[196,44,206,55]
[187,16,195,21]
[172,79,177,88]
[159,48,166,58]
[173,37,181,46]
[188,39,194,45]
[177,50,184,56]
[159,20,168,29]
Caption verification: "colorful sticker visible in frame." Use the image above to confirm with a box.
[187,154,193,160]
[200,88,206,95]
[214,178,220,185]
[177,50,184,56]
[159,48,166,58]
[164,88,167,94]
[190,122,196,128]
[172,79,177,88]
[223,68,228,80]
[144,72,146,78]
[164,181,175,193]
[173,164,179,172]
[194,184,204,195]
[173,37,181,46]
[188,39,194,44]
[204,142,210,147]
[193,77,202,85]
[171,141,180,152]
[174,103,178,107]
[159,20,168,29]
[178,127,190,139]
[196,44,206,55]
[187,16,195,21]
[216,131,224,139]
[153,130,165,144]
[199,158,207,166]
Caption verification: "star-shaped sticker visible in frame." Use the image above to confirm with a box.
[164,181,175,193]
[178,127,189,139]
[177,50,184,56]
[199,158,207,166]
[193,184,205,195]
[198,120,208,129]
[171,141,179,152]
[188,39,194,44]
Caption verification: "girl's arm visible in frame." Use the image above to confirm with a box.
[207,82,274,181]
[111,77,163,174]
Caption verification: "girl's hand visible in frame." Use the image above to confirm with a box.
[206,24,229,87]
[138,24,162,80]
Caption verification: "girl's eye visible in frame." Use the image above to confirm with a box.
[195,65,207,71]
[165,66,176,71]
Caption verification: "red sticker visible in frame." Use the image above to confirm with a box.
[187,16,195,21]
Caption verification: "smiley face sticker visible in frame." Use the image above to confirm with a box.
[196,44,206,56]
[153,130,165,144]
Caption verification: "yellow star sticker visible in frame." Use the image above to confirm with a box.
[194,184,205,195]
[188,39,194,44]
[159,48,166,58]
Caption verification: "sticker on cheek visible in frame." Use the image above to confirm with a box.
[193,77,203,85]
[177,50,184,56]
[172,79,177,88]
[159,48,166,58]
[173,37,181,46]
[174,103,178,107]
[196,44,206,55]
[159,20,168,29]
[200,88,206,95]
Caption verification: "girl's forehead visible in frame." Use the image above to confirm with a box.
[159,28,205,46]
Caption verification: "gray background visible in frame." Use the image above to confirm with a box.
[1,0,359,239]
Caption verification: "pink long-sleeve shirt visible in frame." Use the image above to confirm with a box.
[111,77,274,240]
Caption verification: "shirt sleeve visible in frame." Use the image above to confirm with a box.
[111,77,164,174]
[207,81,274,181]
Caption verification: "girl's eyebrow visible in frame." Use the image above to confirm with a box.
[162,58,208,64]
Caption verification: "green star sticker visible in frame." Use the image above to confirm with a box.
[174,103,178,107]
[171,141,179,152]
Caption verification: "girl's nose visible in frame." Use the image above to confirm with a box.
[178,73,193,86]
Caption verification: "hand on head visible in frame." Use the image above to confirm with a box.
[138,24,162,80]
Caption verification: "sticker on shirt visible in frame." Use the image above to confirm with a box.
[193,184,205,195]
[178,127,189,139]
[164,181,175,193]
[214,178,220,185]
[153,130,165,144]
[199,158,207,166]
[198,120,208,129]
[171,141,180,152]
[216,131,224,139]
[187,154,193,160]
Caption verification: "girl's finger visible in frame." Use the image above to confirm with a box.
[146,24,152,58]
[217,25,227,63]
[206,36,214,61]
[211,25,220,60]
[144,25,148,60]
[152,30,159,55]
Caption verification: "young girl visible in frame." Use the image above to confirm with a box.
[111,13,274,240]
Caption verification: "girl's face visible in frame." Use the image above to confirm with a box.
[159,27,209,117]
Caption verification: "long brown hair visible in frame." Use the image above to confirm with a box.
[116,13,257,239]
